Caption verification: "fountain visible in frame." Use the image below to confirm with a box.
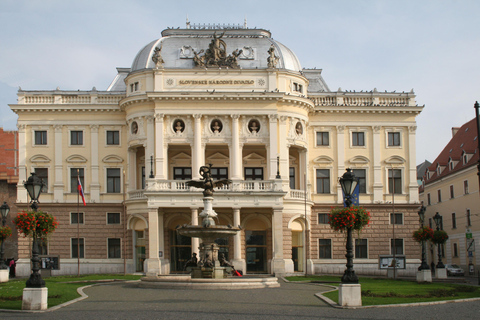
[178,164,240,279]
[139,164,279,289]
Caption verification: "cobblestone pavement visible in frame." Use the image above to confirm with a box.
[2,280,480,320]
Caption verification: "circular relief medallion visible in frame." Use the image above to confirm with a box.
[295,122,303,135]
[210,119,223,133]
[166,78,174,86]
[173,119,185,133]
[131,121,138,134]
[248,119,261,133]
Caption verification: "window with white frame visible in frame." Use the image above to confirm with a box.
[71,212,84,224]
[107,168,121,193]
[107,212,121,224]
[35,168,48,193]
[352,132,365,146]
[316,132,329,146]
[452,213,456,229]
[71,168,84,193]
[387,132,401,146]
[464,180,469,194]
[318,239,332,259]
[106,130,120,145]
[34,130,47,145]
[355,239,368,258]
[352,169,366,193]
[388,169,402,194]
[390,213,403,225]
[71,238,85,258]
[390,239,404,255]
[317,213,329,224]
[108,238,121,258]
[316,169,330,194]
[70,130,83,145]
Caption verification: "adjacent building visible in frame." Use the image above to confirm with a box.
[10,23,423,277]
[419,118,480,274]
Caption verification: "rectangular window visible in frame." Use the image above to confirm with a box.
[450,185,454,199]
[452,213,456,229]
[173,167,192,180]
[107,212,121,224]
[316,132,329,146]
[35,168,48,193]
[211,167,228,180]
[70,130,83,145]
[464,180,469,194]
[316,169,330,194]
[390,213,403,225]
[71,168,84,193]
[289,167,295,189]
[427,193,431,205]
[245,167,264,180]
[355,239,368,259]
[107,168,121,193]
[108,238,121,258]
[437,189,442,203]
[390,239,404,255]
[467,209,472,227]
[453,243,458,257]
[34,130,47,145]
[317,213,329,224]
[318,239,332,259]
[388,132,401,146]
[352,169,366,193]
[71,238,85,258]
[71,212,84,224]
[388,169,401,194]
[352,132,365,146]
[106,130,120,145]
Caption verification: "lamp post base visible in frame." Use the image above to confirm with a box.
[416,269,432,282]
[0,269,8,283]
[22,287,48,310]
[338,284,362,307]
[436,267,447,279]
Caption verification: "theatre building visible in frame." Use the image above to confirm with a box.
[10,23,423,277]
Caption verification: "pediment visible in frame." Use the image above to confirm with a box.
[207,152,229,161]
[66,154,88,163]
[171,152,191,160]
[243,152,266,161]
[30,154,51,163]
[385,155,405,164]
[102,155,124,163]
[349,155,369,164]
[313,155,334,164]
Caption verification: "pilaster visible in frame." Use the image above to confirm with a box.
[89,124,100,202]
[372,125,383,201]
[53,125,64,202]
[146,208,161,277]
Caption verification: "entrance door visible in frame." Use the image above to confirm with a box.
[170,230,191,273]
[246,230,267,273]
[135,230,146,272]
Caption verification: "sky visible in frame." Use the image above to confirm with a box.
[1,0,479,164]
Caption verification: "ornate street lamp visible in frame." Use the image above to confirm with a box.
[0,201,10,269]
[433,212,445,269]
[149,155,154,178]
[339,168,359,284]
[417,205,429,270]
[24,172,45,288]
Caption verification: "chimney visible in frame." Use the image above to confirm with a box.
[452,127,460,137]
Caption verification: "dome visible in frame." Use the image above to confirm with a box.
[130,28,302,72]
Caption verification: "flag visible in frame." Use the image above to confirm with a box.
[78,176,86,206]
[343,184,360,207]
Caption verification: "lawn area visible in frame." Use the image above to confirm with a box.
[0,274,142,310]
[285,275,480,306]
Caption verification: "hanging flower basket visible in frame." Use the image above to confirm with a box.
[329,206,371,232]
[14,210,58,239]
[0,226,12,241]
[432,230,449,244]
[412,226,434,242]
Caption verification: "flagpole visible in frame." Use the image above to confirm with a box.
[123,170,126,276]
[77,169,80,277]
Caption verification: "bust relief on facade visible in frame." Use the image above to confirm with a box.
[131,121,138,135]
[210,119,223,133]
[248,119,261,133]
[173,119,185,133]
[295,122,303,135]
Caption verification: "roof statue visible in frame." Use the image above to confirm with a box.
[186,164,231,197]
[267,45,279,68]
[192,32,243,69]
[152,45,164,68]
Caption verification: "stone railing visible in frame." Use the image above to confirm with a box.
[287,189,311,200]
[146,180,281,193]
[19,92,125,105]
[309,92,414,107]
[129,190,146,199]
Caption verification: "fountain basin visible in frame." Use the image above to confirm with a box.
[177,225,240,240]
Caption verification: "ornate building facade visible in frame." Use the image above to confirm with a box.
[10,24,423,277]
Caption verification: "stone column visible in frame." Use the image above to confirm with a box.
[89,125,100,202]
[232,208,245,271]
[192,114,203,179]
[272,208,287,275]
[230,115,242,179]
[154,113,166,179]
[278,116,288,180]
[127,148,136,192]
[146,208,161,277]
[191,208,199,256]
[16,124,27,202]
[372,126,383,201]
[53,125,64,202]
[145,115,155,179]
[408,126,419,202]
[268,114,279,180]
[158,211,165,274]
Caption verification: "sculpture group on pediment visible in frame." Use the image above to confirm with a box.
[192,31,243,69]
